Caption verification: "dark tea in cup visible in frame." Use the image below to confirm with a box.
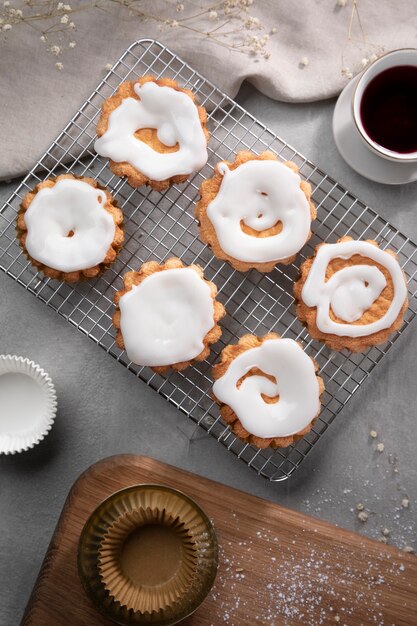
[360,65,417,154]
[352,49,417,163]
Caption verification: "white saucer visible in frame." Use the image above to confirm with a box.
[333,78,417,185]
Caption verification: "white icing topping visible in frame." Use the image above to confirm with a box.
[206,160,311,263]
[213,338,320,438]
[94,81,208,181]
[24,179,116,273]
[301,240,407,337]
[119,268,215,367]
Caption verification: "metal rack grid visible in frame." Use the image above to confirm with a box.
[1,39,417,481]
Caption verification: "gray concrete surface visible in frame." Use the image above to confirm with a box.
[1,82,417,626]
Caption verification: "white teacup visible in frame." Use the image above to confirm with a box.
[333,48,417,184]
[352,48,417,163]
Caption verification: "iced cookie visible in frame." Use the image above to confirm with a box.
[17,174,124,282]
[113,258,225,374]
[95,76,209,191]
[212,333,324,449]
[195,151,315,272]
[294,237,408,351]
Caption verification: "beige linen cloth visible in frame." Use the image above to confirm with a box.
[1,0,416,180]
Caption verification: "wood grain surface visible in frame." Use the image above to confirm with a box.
[21,455,417,626]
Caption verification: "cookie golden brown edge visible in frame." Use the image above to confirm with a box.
[195,150,316,273]
[294,236,408,352]
[212,332,324,449]
[96,76,209,191]
[113,257,225,374]
[16,173,124,283]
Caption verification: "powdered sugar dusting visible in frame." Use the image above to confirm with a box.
[206,518,414,625]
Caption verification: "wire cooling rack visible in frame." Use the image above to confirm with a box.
[1,40,417,481]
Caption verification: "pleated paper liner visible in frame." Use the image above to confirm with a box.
[78,484,218,626]
[0,355,57,454]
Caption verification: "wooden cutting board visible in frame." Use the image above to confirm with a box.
[21,455,417,626]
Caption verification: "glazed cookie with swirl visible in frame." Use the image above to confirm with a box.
[17,174,124,283]
[212,333,324,449]
[113,258,225,374]
[294,236,408,352]
[195,151,316,273]
[95,76,209,191]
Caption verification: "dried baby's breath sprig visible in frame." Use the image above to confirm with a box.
[340,1,385,80]
[0,0,272,65]
[0,0,82,59]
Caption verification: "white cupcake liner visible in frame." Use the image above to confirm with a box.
[0,355,57,454]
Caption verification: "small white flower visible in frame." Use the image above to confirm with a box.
[60,14,68,23]
[342,66,353,79]
[57,1,64,9]
[376,442,385,453]
[55,62,64,70]
[208,10,218,19]
[105,63,112,70]
[40,34,46,42]
[300,56,309,67]
[2,23,12,30]
[382,528,390,537]
[69,21,75,28]
[15,8,22,16]
[50,44,61,55]
[361,58,369,68]
[3,0,10,6]
[369,429,377,438]
[401,498,409,509]
[63,3,71,10]
[170,19,178,27]
[337,0,347,6]
[358,511,368,523]
[69,41,76,48]
[176,2,184,11]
